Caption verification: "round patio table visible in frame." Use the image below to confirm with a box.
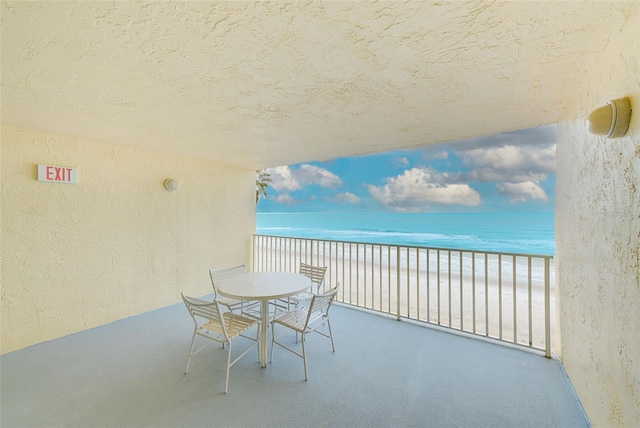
[216,271,311,367]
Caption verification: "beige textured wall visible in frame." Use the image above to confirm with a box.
[556,7,640,427]
[1,126,255,353]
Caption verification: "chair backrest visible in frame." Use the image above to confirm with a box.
[306,285,339,326]
[299,263,327,294]
[209,265,246,299]
[182,293,228,340]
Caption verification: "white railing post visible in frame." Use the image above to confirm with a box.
[396,246,401,321]
[545,257,551,358]
[513,255,517,344]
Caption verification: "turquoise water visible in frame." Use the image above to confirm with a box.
[256,212,555,255]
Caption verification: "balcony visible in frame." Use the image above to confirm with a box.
[1,296,586,427]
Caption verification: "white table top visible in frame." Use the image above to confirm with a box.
[216,271,312,301]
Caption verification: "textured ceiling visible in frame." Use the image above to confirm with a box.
[1,1,637,169]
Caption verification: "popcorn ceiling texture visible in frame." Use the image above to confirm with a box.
[1,126,256,353]
[1,1,637,168]
[556,6,640,427]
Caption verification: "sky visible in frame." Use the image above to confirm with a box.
[256,125,556,214]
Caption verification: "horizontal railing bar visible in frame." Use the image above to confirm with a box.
[252,234,554,260]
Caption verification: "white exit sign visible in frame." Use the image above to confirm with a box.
[38,164,78,184]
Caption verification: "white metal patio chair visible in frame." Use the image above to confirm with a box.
[210,265,260,317]
[272,263,327,313]
[270,285,339,380]
[181,293,260,393]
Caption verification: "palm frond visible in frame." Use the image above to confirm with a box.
[256,170,273,204]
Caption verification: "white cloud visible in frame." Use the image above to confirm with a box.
[446,125,556,184]
[498,181,549,203]
[460,144,555,182]
[468,168,549,183]
[367,168,481,211]
[335,192,360,204]
[267,166,301,192]
[297,164,342,188]
[392,156,411,167]
[267,164,341,195]
[463,144,555,172]
[274,193,296,204]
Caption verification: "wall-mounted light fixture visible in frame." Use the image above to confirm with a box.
[164,178,178,192]
[587,97,632,138]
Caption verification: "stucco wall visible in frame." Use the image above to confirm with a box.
[1,126,256,353]
[556,6,639,427]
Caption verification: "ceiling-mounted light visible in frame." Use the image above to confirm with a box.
[587,97,632,138]
[164,178,178,191]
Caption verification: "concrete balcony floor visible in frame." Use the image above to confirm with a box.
[1,300,588,427]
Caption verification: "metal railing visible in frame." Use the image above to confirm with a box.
[253,234,554,356]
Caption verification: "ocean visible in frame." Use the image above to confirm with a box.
[256,212,555,256]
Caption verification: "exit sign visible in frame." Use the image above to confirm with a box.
[38,164,78,184]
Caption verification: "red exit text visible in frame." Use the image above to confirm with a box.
[38,164,78,184]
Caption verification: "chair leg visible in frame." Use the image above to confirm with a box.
[255,323,261,362]
[327,319,335,352]
[224,341,232,394]
[269,322,276,363]
[185,331,197,373]
[301,331,308,381]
